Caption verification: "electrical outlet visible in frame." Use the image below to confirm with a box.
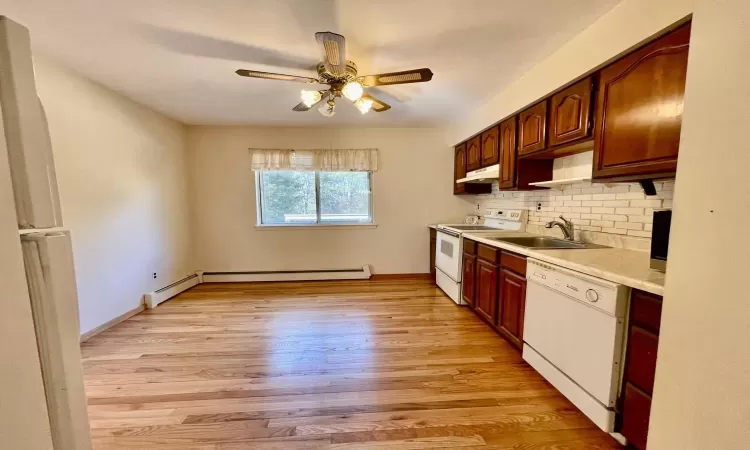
[537,202,542,211]
[153,272,157,279]
[476,204,481,211]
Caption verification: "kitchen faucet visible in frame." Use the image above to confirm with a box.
[546,215,575,241]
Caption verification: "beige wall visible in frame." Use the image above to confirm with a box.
[446,0,693,145]
[649,0,750,447]
[34,56,193,334]
[188,127,472,274]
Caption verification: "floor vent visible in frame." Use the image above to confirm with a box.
[144,273,201,309]
[201,265,372,283]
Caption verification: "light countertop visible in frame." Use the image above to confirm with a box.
[463,232,666,296]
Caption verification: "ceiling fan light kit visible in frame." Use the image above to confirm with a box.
[235,31,433,117]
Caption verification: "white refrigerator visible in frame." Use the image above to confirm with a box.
[0,16,92,450]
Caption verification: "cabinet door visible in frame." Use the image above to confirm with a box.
[480,126,500,167]
[498,268,526,348]
[620,383,652,450]
[593,23,691,181]
[549,77,593,147]
[453,144,467,194]
[461,253,477,308]
[475,259,498,324]
[466,136,481,171]
[498,117,517,189]
[518,101,547,156]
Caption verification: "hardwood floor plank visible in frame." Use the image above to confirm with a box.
[82,279,620,449]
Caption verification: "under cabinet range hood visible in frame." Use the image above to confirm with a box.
[457,164,499,183]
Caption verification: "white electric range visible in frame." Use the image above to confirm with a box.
[435,209,527,304]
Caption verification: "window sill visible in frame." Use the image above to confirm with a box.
[254,224,378,231]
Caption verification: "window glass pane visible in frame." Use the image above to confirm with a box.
[259,171,316,224]
[319,172,371,223]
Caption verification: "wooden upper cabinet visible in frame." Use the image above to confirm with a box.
[518,102,547,156]
[499,117,517,189]
[466,136,481,171]
[593,23,691,181]
[498,268,526,349]
[454,143,492,195]
[480,126,500,167]
[549,77,594,147]
[454,144,467,194]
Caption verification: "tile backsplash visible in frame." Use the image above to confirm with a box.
[473,180,674,249]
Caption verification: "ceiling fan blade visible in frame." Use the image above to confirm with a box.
[139,24,318,70]
[361,68,433,87]
[292,91,328,111]
[315,32,347,76]
[236,69,319,84]
[362,93,391,112]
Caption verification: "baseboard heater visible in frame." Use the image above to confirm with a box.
[143,273,201,309]
[201,265,372,283]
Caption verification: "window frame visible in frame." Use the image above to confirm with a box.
[254,170,375,228]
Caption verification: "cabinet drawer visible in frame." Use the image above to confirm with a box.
[463,239,477,255]
[625,326,659,393]
[620,382,652,450]
[631,290,663,333]
[500,251,526,276]
[477,244,500,264]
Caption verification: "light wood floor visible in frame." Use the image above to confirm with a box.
[81,278,620,449]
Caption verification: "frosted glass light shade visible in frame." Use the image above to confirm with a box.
[318,100,336,117]
[354,98,373,114]
[342,82,363,101]
[301,90,322,107]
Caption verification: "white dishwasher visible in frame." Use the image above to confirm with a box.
[522,258,629,432]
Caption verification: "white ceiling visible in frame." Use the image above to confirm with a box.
[1,0,620,126]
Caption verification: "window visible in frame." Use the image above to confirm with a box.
[257,171,372,226]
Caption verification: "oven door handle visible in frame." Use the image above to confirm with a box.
[438,229,460,238]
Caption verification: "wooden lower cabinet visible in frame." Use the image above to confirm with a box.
[429,228,437,283]
[621,383,653,450]
[471,248,528,351]
[461,253,477,307]
[618,289,664,449]
[475,259,498,323]
[498,268,526,349]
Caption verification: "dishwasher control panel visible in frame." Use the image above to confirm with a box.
[527,259,629,317]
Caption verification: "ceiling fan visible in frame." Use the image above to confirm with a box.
[236,32,433,117]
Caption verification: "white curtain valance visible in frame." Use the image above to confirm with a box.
[249,148,378,172]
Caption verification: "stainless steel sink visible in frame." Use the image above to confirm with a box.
[489,236,608,249]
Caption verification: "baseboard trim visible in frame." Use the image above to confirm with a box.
[370,273,431,280]
[80,305,145,343]
[201,266,372,283]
